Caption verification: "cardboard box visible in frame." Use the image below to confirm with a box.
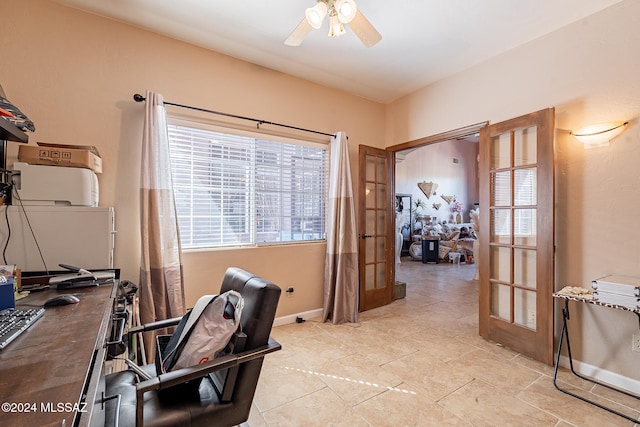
[18,142,102,174]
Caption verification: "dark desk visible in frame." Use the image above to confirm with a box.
[0,282,116,427]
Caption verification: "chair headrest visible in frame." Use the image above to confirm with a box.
[220,267,281,349]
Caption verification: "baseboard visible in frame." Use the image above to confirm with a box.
[273,308,323,327]
[558,355,640,395]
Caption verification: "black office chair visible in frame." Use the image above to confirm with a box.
[104,267,282,427]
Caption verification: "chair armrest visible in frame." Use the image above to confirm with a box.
[133,337,281,426]
[128,316,183,335]
[136,337,281,392]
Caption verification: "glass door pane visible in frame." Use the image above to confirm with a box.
[491,171,511,206]
[514,208,536,246]
[490,209,511,244]
[514,288,536,329]
[514,168,536,206]
[491,134,511,169]
[491,283,510,321]
[514,248,536,288]
[489,246,511,283]
[514,127,537,166]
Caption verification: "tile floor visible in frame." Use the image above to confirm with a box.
[249,259,640,426]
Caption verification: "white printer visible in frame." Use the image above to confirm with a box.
[11,162,99,207]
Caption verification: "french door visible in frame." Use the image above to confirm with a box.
[478,108,555,365]
[358,145,395,311]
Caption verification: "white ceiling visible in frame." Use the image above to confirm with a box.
[53,0,624,104]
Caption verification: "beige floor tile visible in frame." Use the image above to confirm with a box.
[453,333,521,361]
[592,383,640,412]
[254,354,328,412]
[280,328,358,370]
[383,350,475,401]
[270,319,327,342]
[409,332,478,363]
[319,322,419,366]
[354,382,472,426]
[448,348,543,394]
[262,387,370,427]
[247,402,268,427]
[439,379,559,426]
[312,353,405,406]
[356,311,439,338]
[518,376,640,426]
[514,354,602,393]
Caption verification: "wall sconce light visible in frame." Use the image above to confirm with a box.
[570,121,629,148]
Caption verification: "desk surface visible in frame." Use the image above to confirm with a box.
[553,291,640,314]
[0,283,115,427]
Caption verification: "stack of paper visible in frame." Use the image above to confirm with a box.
[592,275,640,308]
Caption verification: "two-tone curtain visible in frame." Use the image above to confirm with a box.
[322,131,358,324]
[139,91,186,363]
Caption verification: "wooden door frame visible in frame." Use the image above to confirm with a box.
[387,122,487,296]
[388,123,489,153]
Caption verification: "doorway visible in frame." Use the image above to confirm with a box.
[388,109,556,366]
[391,123,486,269]
[395,137,480,258]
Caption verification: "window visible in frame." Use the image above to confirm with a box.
[167,121,328,249]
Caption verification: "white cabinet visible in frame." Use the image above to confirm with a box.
[0,206,115,272]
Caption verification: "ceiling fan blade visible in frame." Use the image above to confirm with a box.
[285,18,313,46]
[348,10,382,48]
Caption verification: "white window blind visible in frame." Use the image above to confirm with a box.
[490,168,536,237]
[167,122,328,249]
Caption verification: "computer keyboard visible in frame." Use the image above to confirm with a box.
[0,307,45,350]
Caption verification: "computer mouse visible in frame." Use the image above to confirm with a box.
[44,294,80,307]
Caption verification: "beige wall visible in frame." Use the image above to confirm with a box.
[396,140,479,224]
[387,0,640,384]
[0,1,385,317]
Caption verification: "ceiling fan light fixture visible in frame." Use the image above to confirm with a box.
[328,12,347,37]
[305,1,328,29]
[335,0,357,24]
[286,0,380,47]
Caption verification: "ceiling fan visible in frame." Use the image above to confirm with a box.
[285,0,382,48]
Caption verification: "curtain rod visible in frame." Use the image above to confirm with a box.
[133,93,336,138]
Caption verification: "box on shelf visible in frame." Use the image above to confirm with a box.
[18,142,102,174]
[593,292,639,308]
[592,275,640,308]
[592,275,640,296]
